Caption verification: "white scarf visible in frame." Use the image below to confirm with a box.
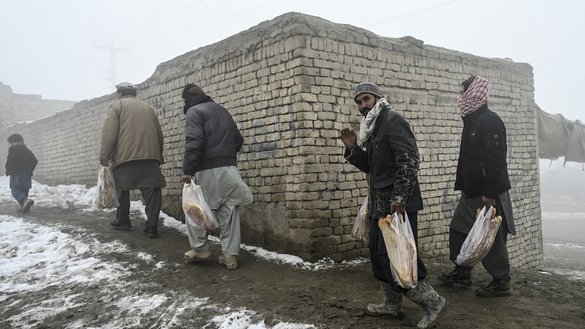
[358,98,390,148]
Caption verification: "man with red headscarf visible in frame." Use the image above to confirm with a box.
[438,76,515,297]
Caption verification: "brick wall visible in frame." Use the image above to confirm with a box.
[0,13,542,267]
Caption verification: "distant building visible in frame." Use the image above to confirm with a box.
[0,82,77,131]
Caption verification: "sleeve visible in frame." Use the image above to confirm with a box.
[5,148,15,176]
[234,124,244,152]
[182,108,206,175]
[100,103,120,164]
[29,149,38,172]
[481,115,508,198]
[389,116,420,205]
[344,145,370,173]
[156,116,165,163]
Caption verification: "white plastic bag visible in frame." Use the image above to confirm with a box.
[182,179,218,230]
[352,196,369,241]
[94,165,119,209]
[455,206,502,267]
[378,212,418,289]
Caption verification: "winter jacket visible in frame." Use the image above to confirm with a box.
[5,142,38,176]
[100,96,164,168]
[183,100,244,175]
[455,105,511,199]
[344,105,423,218]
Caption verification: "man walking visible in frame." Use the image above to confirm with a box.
[340,82,447,328]
[100,82,166,238]
[438,75,515,297]
[180,83,253,270]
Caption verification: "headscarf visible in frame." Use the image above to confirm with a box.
[457,76,491,117]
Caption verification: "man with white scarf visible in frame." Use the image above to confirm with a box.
[438,75,515,297]
[340,82,447,329]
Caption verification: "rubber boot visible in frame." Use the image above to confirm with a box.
[405,280,448,329]
[364,281,405,319]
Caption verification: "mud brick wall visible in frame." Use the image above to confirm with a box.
[0,13,542,266]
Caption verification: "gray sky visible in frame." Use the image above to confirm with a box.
[1,0,582,122]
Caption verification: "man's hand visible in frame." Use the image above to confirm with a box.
[181,175,193,184]
[482,195,496,208]
[390,201,406,214]
[340,128,357,149]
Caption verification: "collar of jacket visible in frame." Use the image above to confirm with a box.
[183,95,213,114]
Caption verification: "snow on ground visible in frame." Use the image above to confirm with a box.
[0,177,325,328]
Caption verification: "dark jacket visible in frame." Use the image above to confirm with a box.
[455,105,511,198]
[183,100,243,175]
[5,142,38,176]
[345,105,423,218]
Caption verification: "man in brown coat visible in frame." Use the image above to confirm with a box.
[100,82,166,238]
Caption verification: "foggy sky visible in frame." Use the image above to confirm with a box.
[1,0,583,122]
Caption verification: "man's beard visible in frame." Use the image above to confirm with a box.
[359,107,371,117]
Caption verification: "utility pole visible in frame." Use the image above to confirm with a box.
[94,39,129,89]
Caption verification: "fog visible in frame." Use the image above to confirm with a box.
[1,0,584,123]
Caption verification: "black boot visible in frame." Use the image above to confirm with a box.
[148,226,158,239]
[364,281,405,319]
[438,265,472,287]
[111,208,131,229]
[475,277,511,297]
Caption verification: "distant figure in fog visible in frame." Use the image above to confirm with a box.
[5,133,38,213]
[180,83,253,270]
[100,82,166,238]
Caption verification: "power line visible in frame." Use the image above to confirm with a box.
[365,0,459,28]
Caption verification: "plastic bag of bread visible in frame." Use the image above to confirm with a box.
[456,206,502,267]
[352,196,369,241]
[182,179,218,230]
[94,165,119,209]
[378,212,418,289]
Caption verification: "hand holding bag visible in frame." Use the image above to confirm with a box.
[94,165,119,209]
[182,179,219,230]
[455,206,503,267]
[378,212,418,289]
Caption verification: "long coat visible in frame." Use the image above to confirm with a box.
[453,105,515,234]
[100,95,164,168]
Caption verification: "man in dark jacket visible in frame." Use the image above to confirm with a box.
[438,75,515,297]
[180,84,252,270]
[340,82,447,329]
[100,82,166,238]
[5,133,38,213]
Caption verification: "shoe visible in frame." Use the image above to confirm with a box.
[218,254,238,270]
[111,220,131,228]
[438,266,472,287]
[184,249,211,262]
[475,278,511,297]
[21,199,34,213]
[148,227,158,239]
[111,225,132,231]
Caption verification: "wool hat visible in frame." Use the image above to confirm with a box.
[115,82,136,90]
[353,82,383,101]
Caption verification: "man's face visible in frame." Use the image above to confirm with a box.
[355,93,377,116]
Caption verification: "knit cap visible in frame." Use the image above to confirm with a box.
[353,82,383,101]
